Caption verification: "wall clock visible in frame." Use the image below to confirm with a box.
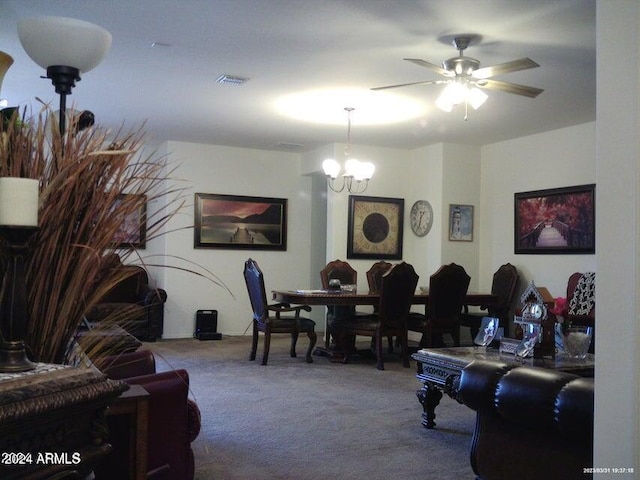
[410,200,433,237]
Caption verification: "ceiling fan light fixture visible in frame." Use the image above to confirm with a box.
[436,82,465,111]
[436,82,488,113]
[467,87,488,110]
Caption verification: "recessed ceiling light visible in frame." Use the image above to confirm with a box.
[215,74,249,86]
[150,42,171,48]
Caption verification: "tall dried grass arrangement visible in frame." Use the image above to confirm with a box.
[0,106,185,364]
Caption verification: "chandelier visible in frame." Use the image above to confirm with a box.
[322,107,374,194]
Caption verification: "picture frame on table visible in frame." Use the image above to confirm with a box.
[112,194,147,249]
[514,184,595,254]
[347,195,404,260]
[194,193,287,250]
[449,204,474,241]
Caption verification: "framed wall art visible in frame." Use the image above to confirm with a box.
[112,194,147,249]
[194,193,287,250]
[514,184,595,254]
[347,195,404,260]
[449,204,474,241]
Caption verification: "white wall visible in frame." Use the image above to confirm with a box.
[480,123,597,297]
[594,0,639,474]
[159,141,313,337]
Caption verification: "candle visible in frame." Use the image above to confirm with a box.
[0,177,39,227]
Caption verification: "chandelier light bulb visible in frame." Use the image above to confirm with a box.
[322,158,341,179]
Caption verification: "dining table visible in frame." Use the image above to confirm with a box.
[272,288,497,360]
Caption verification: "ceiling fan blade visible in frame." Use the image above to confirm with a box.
[472,57,540,79]
[404,58,454,77]
[477,79,543,98]
[370,79,446,91]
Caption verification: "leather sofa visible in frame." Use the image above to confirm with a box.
[85,254,167,341]
[94,350,201,480]
[459,360,594,480]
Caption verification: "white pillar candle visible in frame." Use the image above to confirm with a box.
[0,177,39,227]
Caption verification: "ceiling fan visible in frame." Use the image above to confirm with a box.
[371,35,543,117]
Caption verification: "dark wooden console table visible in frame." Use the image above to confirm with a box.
[412,346,594,429]
[0,363,127,479]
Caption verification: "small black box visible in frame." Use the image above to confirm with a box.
[194,310,222,340]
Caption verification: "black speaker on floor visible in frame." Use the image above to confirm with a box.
[194,309,222,340]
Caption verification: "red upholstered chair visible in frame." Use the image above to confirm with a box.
[565,272,595,352]
[95,350,201,480]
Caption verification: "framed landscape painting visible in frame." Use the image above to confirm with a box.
[112,194,147,249]
[347,195,404,260]
[514,184,595,254]
[194,193,287,250]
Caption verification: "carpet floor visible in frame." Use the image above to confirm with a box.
[147,335,477,480]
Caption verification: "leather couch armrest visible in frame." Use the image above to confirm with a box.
[140,285,168,306]
[459,360,513,412]
[126,369,197,478]
[98,349,156,379]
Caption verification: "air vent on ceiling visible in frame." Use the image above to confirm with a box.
[215,74,249,85]
[272,142,305,150]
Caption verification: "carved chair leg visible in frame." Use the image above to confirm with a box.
[290,332,299,357]
[261,332,271,365]
[305,331,316,363]
[250,322,258,361]
[375,334,384,370]
[400,332,410,368]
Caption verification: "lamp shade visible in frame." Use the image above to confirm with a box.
[17,16,111,74]
[0,51,14,96]
[0,178,39,227]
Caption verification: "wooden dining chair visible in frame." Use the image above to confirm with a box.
[460,263,519,339]
[320,259,360,347]
[243,258,317,365]
[366,260,394,352]
[406,263,470,348]
[335,261,418,370]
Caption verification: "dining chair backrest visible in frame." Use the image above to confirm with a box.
[243,258,268,324]
[378,262,419,329]
[491,263,519,311]
[320,259,357,288]
[366,260,393,294]
[428,263,471,320]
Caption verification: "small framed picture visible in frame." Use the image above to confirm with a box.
[112,194,147,249]
[449,204,474,241]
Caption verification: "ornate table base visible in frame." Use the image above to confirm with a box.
[412,346,594,429]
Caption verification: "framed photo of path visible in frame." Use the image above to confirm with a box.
[347,195,404,260]
[514,184,595,254]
